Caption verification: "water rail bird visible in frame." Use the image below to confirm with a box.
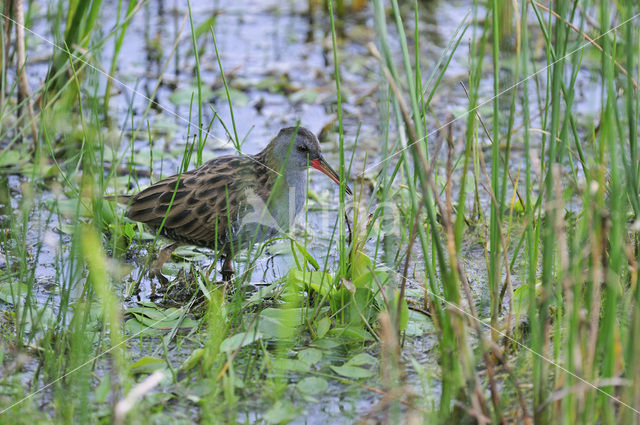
[117,126,351,281]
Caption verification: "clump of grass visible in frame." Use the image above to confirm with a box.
[373,1,640,423]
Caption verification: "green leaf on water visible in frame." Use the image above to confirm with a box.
[297,347,322,366]
[47,198,93,218]
[125,303,197,331]
[271,358,310,373]
[312,338,342,350]
[296,377,328,395]
[330,364,375,379]
[124,318,163,336]
[172,245,209,261]
[345,352,377,367]
[220,331,263,353]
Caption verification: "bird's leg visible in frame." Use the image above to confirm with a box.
[150,243,180,285]
[221,255,234,282]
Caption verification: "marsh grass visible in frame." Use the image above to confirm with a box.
[0,0,639,424]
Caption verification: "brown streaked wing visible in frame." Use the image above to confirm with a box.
[126,155,253,247]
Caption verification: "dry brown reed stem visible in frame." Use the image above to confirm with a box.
[533,1,639,91]
[1,0,11,110]
[379,311,401,388]
[362,312,424,424]
[13,0,37,146]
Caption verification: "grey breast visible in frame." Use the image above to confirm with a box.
[231,177,305,249]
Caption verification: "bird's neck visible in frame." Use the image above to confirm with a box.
[253,149,306,230]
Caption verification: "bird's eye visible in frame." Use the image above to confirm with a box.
[297,145,308,153]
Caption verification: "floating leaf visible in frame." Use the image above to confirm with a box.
[220,331,263,353]
[345,352,377,367]
[271,358,310,373]
[172,245,210,262]
[296,377,328,395]
[330,364,375,379]
[297,348,322,366]
[313,338,342,350]
[125,303,197,331]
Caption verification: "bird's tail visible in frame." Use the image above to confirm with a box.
[104,194,132,204]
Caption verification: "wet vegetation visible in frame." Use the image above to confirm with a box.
[1,0,640,424]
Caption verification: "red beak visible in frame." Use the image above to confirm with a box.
[311,157,352,195]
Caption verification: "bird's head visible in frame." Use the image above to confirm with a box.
[268,126,352,195]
